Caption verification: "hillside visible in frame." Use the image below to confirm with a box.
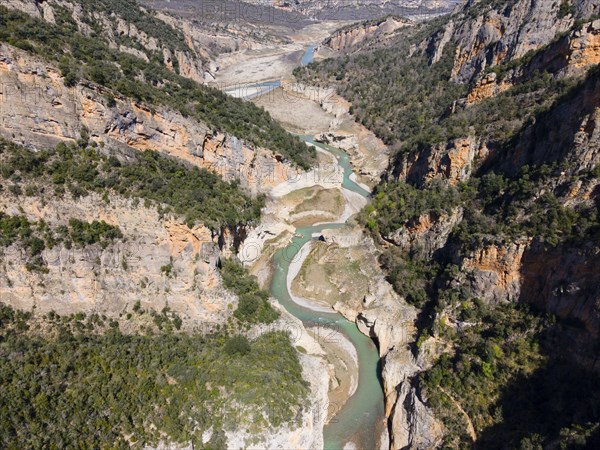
[0,0,329,448]
[0,1,315,169]
[296,0,600,447]
[245,0,458,20]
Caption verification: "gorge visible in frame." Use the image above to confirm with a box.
[1,0,599,449]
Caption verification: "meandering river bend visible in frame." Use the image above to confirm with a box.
[226,46,387,449]
[270,137,385,449]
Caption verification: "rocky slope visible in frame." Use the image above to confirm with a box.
[5,0,209,81]
[0,0,331,448]
[254,0,457,20]
[0,43,300,194]
[322,15,413,53]
[297,0,600,447]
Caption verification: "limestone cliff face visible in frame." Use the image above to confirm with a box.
[486,68,600,181]
[466,19,600,105]
[323,16,412,53]
[5,0,210,83]
[0,184,331,447]
[520,241,600,370]
[382,347,444,450]
[360,3,600,444]
[458,239,531,304]
[426,0,599,84]
[395,26,599,192]
[390,9,599,193]
[395,136,485,187]
[0,15,328,448]
[0,44,298,194]
[385,208,464,258]
[252,0,455,20]
[444,237,600,372]
[0,190,229,327]
[152,11,283,82]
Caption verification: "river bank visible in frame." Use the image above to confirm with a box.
[227,38,426,450]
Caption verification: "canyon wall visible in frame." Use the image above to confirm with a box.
[0,44,299,194]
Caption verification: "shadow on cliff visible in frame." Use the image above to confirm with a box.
[475,238,600,448]
[475,334,600,449]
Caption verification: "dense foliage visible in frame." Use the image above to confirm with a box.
[421,302,600,449]
[220,259,279,324]
[303,6,600,447]
[0,304,308,449]
[362,163,600,254]
[0,5,315,169]
[295,36,464,153]
[0,138,263,230]
[295,9,584,159]
[361,180,462,236]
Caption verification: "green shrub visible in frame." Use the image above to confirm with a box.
[0,305,308,448]
[219,259,279,324]
[0,138,264,231]
[224,335,251,356]
[0,212,124,271]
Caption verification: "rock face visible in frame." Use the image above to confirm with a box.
[323,16,412,53]
[519,242,600,372]
[425,0,599,84]
[250,0,456,20]
[459,239,531,304]
[7,0,210,82]
[486,68,600,179]
[0,187,331,447]
[0,44,298,194]
[290,224,444,450]
[0,4,332,448]
[0,190,229,327]
[385,208,464,258]
[331,2,600,446]
[395,136,484,186]
[466,19,600,105]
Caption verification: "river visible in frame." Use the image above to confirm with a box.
[225,45,387,449]
[269,137,385,449]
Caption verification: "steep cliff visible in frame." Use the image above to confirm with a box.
[298,0,600,447]
[0,43,299,193]
[0,1,326,448]
[5,0,209,82]
[323,15,413,53]
[247,0,457,20]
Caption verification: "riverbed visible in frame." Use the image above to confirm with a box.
[268,141,386,449]
[225,45,388,449]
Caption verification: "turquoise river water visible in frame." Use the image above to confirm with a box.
[268,137,385,449]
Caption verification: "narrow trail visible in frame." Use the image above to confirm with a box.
[439,386,477,442]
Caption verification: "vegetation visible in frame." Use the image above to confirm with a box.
[421,303,600,449]
[67,218,123,247]
[74,0,189,55]
[558,0,576,19]
[295,39,464,153]
[219,259,279,324]
[0,5,315,168]
[0,212,123,271]
[0,304,308,449]
[0,138,263,230]
[361,181,462,236]
[360,161,599,310]
[306,6,600,447]
[295,7,590,164]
